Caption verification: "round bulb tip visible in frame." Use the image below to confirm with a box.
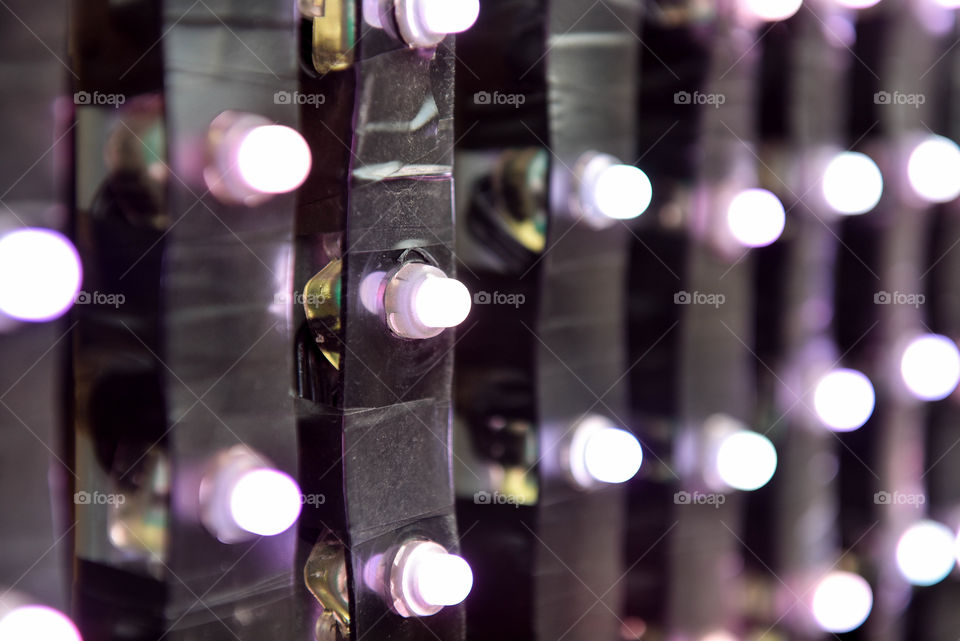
[237,125,312,196]
[413,276,472,329]
[228,468,302,537]
[583,426,643,485]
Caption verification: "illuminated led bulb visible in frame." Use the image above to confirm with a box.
[387,540,473,617]
[934,0,960,7]
[205,112,311,206]
[821,152,884,215]
[200,447,302,543]
[0,605,82,641]
[367,262,471,339]
[390,0,480,48]
[812,368,875,431]
[575,153,653,227]
[716,430,777,491]
[811,571,872,633]
[833,0,881,7]
[896,520,955,586]
[907,135,960,203]
[900,334,960,401]
[741,0,803,21]
[567,415,643,488]
[726,188,786,247]
[229,469,302,536]
[0,228,82,322]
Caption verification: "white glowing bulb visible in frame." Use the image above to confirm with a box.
[414,550,474,607]
[228,468,302,537]
[813,368,875,431]
[907,136,960,204]
[591,164,653,221]
[726,188,786,247]
[0,228,82,322]
[416,0,480,34]
[716,430,777,491]
[822,152,884,215]
[896,520,955,586]
[742,0,803,21]
[0,606,82,641]
[413,276,472,329]
[584,427,643,484]
[934,0,960,7]
[833,0,881,7]
[900,334,960,401]
[811,571,872,633]
[236,125,312,195]
[569,417,643,487]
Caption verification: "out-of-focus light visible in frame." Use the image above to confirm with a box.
[576,154,653,227]
[584,427,643,484]
[896,520,955,586]
[0,228,82,322]
[416,0,480,34]
[716,430,777,491]
[569,416,643,487]
[811,571,873,633]
[907,135,960,203]
[813,368,875,431]
[834,0,881,8]
[0,605,83,641]
[822,152,884,215]
[228,468,302,537]
[699,632,738,641]
[591,164,653,221]
[933,0,960,9]
[414,549,474,607]
[236,125,312,195]
[726,188,786,247]
[900,334,960,401]
[741,0,803,21]
[413,276,472,329]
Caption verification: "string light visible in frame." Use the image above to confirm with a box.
[833,0,881,7]
[413,275,473,329]
[726,188,786,247]
[811,571,873,633]
[568,416,643,488]
[387,540,474,617]
[741,0,803,21]
[715,430,778,491]
[821,152,884,215]
[576,154,653,227]
[228,468,303,537]
[812,368,875,431]
[907,135,960,204]
[590,164,653,221]
[236,126,312,195]
[896,520,955,586]
[0,606,82,641]
[900,334,960,401]
[0,228,82,322]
